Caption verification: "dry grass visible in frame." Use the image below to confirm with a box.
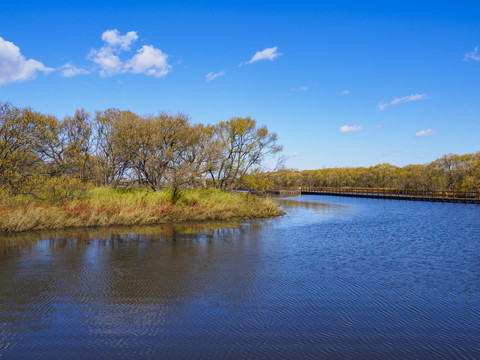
[0,187,283,233]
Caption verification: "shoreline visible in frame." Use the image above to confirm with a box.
[0,187,284,233]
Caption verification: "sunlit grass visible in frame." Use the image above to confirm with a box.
[0,187,283,233]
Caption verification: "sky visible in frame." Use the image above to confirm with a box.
[1,0,479,170]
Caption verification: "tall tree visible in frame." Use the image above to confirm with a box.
[94,108,135,186]
[127,113,190,191]
[208,117,282,189]
[0,102,57,193]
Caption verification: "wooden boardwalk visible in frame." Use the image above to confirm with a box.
[283,187,480,204]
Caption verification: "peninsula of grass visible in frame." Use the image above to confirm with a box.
[0,187,284,233]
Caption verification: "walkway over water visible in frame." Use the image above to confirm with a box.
[271,187,480,204]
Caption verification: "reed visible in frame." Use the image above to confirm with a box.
[0,187,283,233]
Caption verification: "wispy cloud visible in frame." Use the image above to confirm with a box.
[290,152,301,157]
[87,29,171,78]
[338,89,350,95]
[205,70,225,82]
[0,36,54,86]
[378,93,427,110]
[242,46,281,66]
[339,125,362,133]
[60,63,90,78]
[464,46,480,61]
[415,128,438,138]
[291,86,309,91]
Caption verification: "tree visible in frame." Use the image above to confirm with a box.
[207,117,282,189]
[93,108,135,186]
[164,123,220,198]
[0,102,57,194]
[126,113,190,191]
[60,109,93,181]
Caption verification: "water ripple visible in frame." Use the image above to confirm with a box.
[0,197,479,359]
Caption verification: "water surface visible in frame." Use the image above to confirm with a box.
[1,196,479,359]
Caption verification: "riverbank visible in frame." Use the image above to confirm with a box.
[0,187,284,233]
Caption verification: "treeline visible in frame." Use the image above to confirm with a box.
[0,102,281,201]
[244,153,480,191]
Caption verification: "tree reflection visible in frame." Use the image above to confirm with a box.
[0,220,266,340]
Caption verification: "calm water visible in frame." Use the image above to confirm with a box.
[1,196,479,359]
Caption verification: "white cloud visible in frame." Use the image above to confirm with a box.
[124,45,171,77]
[378,93,427,110]
[245,46,281,65]
[290,152,301,157]
[205,70,225,82]
[415,128,438,138]
[89,45,123,77]
[339,125,362,133]
[0,37,54,86]
[464,46,480,61]
[88,29,171,78]
[338,89,350,95]
[60,63,90,77]
[101,29,138,51]
[89,29,139,77]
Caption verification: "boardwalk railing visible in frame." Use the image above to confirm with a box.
[274,187,480,203]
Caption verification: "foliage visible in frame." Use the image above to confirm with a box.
[207,117,282,190]
[257,152,480,191]
[37,177,87,204]
[0,187,283,233]
[1,102,283,200]
[0,102,57,193]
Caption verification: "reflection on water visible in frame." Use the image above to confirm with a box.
[0,221,242,256]
[275,198,345,209]
[1,196,480,359]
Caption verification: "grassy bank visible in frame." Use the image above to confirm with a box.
[0,187,284,233]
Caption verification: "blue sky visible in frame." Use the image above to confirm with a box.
[1,0,479,169]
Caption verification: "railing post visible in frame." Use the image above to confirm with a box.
[294,186,477,202]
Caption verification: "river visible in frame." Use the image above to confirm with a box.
[0,195,479,359]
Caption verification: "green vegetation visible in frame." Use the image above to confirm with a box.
[243,153,480,191]
[0,187,283,233]
[0,102,281,197]
[0,102,284,233]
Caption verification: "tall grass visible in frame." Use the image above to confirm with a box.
[0,187,283,233]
